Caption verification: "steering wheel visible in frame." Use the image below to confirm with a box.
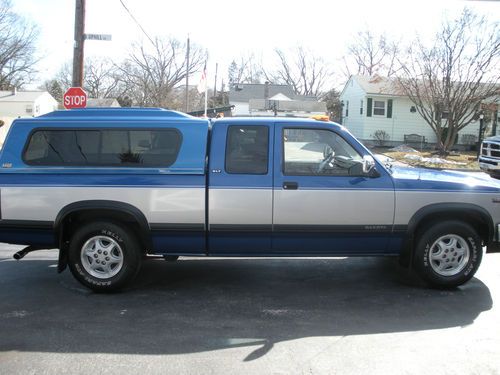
[317,148,335,173]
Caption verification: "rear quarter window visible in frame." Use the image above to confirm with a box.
[225,125,269,174]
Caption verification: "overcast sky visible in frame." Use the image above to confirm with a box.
[11,0,500,90]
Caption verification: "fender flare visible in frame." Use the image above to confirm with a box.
[407,202,494,241]
[400,202,494,267]
[54,200,152,250]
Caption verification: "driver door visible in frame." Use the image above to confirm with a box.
[272,124,395,255]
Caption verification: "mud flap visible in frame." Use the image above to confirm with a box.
[57,247,68,273]
[486,242,500,254]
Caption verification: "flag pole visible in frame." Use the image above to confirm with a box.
[204,77,208,117]
[197,60,208,117]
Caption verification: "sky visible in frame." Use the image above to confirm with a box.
[10,0,500,90]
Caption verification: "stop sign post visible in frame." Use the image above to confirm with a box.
[63,87,87,109]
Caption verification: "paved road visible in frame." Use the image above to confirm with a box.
[0,245,499,375]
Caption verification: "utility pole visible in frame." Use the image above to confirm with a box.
[184,36,190,113]
[72,0,86,87]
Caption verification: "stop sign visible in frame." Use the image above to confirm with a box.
[63,87,87,109]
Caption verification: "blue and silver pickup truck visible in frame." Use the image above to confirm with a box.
[0,108,499,291]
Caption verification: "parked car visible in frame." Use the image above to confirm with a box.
[479,136,500,179]
[0,108,499,292]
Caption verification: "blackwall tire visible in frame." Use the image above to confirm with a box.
[413,221,482,288]
[68,221,142,292]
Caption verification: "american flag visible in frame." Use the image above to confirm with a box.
[197,62,207,94]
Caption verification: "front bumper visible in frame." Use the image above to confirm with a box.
[479,157,500,172]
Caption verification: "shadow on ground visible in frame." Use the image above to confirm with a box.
[0,256,492,361]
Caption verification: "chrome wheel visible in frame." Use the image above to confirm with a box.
[429,234,470,276]
[80,236,124,279]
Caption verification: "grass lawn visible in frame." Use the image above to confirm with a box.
[370,147,480,171]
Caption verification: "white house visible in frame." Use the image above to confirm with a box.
[340,75,490,148]
[87,98,121,107]
[0,89,59,146]
[229,82,326,117]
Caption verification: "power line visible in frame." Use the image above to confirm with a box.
[118,0,156,47]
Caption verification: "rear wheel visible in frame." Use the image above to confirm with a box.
[413,221,482,288]
[68,221,142,292]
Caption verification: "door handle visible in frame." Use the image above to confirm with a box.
[283,181,298,190]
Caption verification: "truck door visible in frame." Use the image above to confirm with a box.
[208,122,273,254]
[272,124,395,255]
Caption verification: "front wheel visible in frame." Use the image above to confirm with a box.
[68,221,142,292]
[413,221,482,288]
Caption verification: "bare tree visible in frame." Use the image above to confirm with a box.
[51,58,126,99]
[228,54,263,85]
[398,9,500,154]
[84,58,122,99]
[117,37,206,107]
[263,47,330,97]
[53,62,73,90]
[344,30,400,78]
[0,0,38,89]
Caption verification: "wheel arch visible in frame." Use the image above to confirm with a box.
[400,202,494,267]
[54,200,152,253]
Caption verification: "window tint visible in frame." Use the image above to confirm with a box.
[225,125,269,174]
[283,128,363,176]
[24,129,181,167]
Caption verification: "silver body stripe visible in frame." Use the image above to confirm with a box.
[395,191,500,225]
[2,186,498,230]
[209,189,272,226]
[1,187,205,224]
[274,190,394,225]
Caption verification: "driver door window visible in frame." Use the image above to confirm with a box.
[283,128,363,176]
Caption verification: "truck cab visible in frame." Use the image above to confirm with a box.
[208,118,395,256]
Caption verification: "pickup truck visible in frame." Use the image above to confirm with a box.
[479,136,500,179]
[1,108,499,292]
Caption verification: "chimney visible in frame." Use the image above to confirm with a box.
[11,87,16,96]
[264,81,270,99]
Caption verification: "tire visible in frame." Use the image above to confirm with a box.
[413,221,482,288]
[68,221,142,292]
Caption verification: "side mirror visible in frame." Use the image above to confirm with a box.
[362,155,380,177]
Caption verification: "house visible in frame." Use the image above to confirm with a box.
[0,89,59,146]
[0,88,58,117]
[229,82,326,117]
[86,98,121,107]
[340,75,495,148]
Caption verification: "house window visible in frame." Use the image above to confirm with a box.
[345,100,349,117]
[373,101,385,116]
[360,100,363,115]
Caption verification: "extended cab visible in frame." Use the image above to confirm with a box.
[1,108,499,291]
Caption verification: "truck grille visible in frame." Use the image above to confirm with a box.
[482,141,500,158]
